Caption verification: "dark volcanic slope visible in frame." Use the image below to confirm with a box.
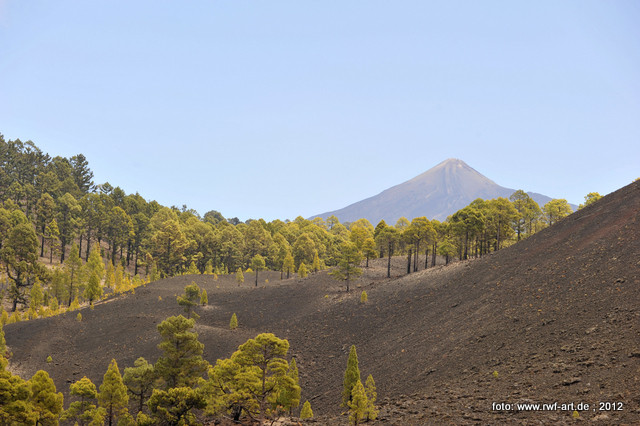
[6,181,639,424]
[312,158,563,223]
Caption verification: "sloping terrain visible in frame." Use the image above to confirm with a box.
[312,158,568,223]
[5,180,639,424]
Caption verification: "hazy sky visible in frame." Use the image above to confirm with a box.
[1,1,639,221]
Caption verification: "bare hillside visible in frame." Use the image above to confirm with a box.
[5,181,639,424]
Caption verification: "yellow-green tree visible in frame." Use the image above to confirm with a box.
[329,241,362,292]
[123,357,155,415]
[98,359,129,426]
[342,345,361,407]
[348,380,368,425]
[29,369,64,425]
[298,262,308,278]
[235,268,244,284]
[155,316,208,389]
[229,313,238,330]
[62,376,105,426]
[251,254,266,287]
[148,387,206,426]
[177,282,201,319]
[283,251,295,279]
[579,192,603,209]
[0,356,36,424]
[84,243,105,304]
[206,333,299,423]
[300,400,313,419]
[543,199,573,226]
[364,374,378,421]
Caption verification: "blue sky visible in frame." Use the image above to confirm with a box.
[1,1,639,221]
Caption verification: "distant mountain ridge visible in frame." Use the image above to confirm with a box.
[313,158,571,224]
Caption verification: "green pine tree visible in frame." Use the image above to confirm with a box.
[84,243,105,303]
[348,380,368,425]
[155,315,208,389]
[62,376,105,426]
[298,262,308,278]
[360,291,368,304]
[28,370,64,425]
[283,251,295,279]
[99,359,129,426]
[364,374,378,421]
[200,289,208,306]
[29,280,44,310]
[187,261,199,275]
[342,345,361,407]
[177,282,201,319]
[123,357,155,415]
[235,268,244,284]
[312,250,321,273]
[229,313,238,330]
[300,400,313,420]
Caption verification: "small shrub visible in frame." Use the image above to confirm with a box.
[265,279,269,284]
[158,296,162,301]
[572,410,580,419]
[492,370,499,378]
[300,400,313,419]
[200,289,208,306]
[46,355,52,363]
[76,312,82,322]
[229,313,238,330]
[360,291,368,304]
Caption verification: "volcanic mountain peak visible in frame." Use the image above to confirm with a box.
[313,158,559,224]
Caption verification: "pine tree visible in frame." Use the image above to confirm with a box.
[204,259,214,275]
[283,251,295,279]
[105,262,116,290]
[28,369,64,425]
[148,387,206,426]
[84,243,105,303]
[155,315,208,389]
[99,359,129,426]
[62,376,105,426]
[342,345,361,407]
[330,241,362,292]
[187,261,199,275]
[298,262,308,278]
[364,374,378,421]
[277,357,301,415]
[229,313,238,330]
[29,280,44,310]
[235,268,244,284]
[251,254,266,287]
[123,357,155,415]
[177,282,201,319]
[312,250,321,273]
[0,356,36,424]
[348,380,368,425]
[300,400,313,420]
[200,289,208,306]
[360,290,368,304]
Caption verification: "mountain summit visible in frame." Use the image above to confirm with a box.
[313,158,557,223]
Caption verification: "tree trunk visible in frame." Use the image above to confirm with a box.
[414,242,419,272]
[255,270,258,287]
[425,247,429,269]
[386,249,391,278]
[85,230,92,261]
[40,226,45,257]
[407,248,412,274]
[431,243,437,267]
